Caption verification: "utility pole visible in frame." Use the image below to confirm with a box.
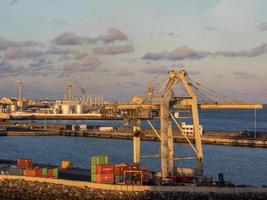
[254,108,257,139]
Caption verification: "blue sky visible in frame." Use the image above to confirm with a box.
[0,0,267,102]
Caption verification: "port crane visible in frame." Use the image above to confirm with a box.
[102,70,263,180]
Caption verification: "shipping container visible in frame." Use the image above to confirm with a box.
[114,163,128,176]
[17,158,33,168]
[35,168,42,177]
[96,173,114,184]
[47,168,53,178]
[115,175,123,183]
[60,160,72,169]
[98,127,114,132]
[90,156,109,166]
[41,168,48,176]
[79,124,87,131]
[52,168,58,178]
[91,173,96,182]
[173,175,193,184]
[96,164,114,174]
[23,169,36,177]
[8,165,23,176]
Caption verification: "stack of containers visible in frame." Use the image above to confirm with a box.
[114,163,129,184]
[90,156,108,182]
[17,158,33,168]
[10,158,33,176]
[23,167,58,178]
[96,164,114,184]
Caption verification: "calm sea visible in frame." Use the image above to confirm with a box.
[1,105,266,186]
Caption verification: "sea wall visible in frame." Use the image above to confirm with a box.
[0,177,267,200]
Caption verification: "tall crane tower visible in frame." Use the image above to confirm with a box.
[16,80,24,111]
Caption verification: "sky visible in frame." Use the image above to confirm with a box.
[0,0,267,102]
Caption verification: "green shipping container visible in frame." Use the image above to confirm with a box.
[52,168,58,178]
[91,156,108,166]
[91,173,96,182]
[91,165,96,174]
[41,168,47,176]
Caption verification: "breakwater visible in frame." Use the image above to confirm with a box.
[1,176,267,200]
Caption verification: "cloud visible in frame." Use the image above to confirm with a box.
[0,38,17,50]
[83,56,101,66]
[28,59,55,76]
[98,28,127,43]
[8,0,18,6]
[53,28,127,46]
[215,43,267,57]
[94,45,134,55]
[0,37,38,50]
[4,47,42,59]
[61,56,100,75]
[143,44,267,61]
[256,22,267,31]
[232,71,259,79]
[0,60,25,77]
[52,32,82,45]
[46,46,72,55]
[141,65,169,75]
[143,46,210,61]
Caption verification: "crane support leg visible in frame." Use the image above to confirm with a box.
[160,98,169,180]
[133,119,141,163]
[191,98,203,175]
[168,118,174,176]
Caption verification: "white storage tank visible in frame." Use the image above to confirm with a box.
[10,104,17,112]
[76,104,84,114]
[79,124,87,131]
[62,104,71,115]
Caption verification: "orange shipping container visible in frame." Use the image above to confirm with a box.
[23,169,36,177]
[17,158,33,168]
[96,164,114,174]
[96,173,114,184]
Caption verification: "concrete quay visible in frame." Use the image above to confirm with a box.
[0,176,267,200]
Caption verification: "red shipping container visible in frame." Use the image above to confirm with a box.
[17,158,33,168]
[35,168,42,177]
[96,173,114,184]
[46,168,53,178]
[114,164,129,176]
[96,164,114,174]
[23,169,36,177]
[173,176,192,184]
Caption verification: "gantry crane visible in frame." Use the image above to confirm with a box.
[102,70,263,180]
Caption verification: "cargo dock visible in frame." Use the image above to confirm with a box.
[1,122,267,148]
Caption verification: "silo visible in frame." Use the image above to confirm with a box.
[10,104,17,112]
[62,104,71,114]
[53,104,61,114]
[76,104,84,114]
